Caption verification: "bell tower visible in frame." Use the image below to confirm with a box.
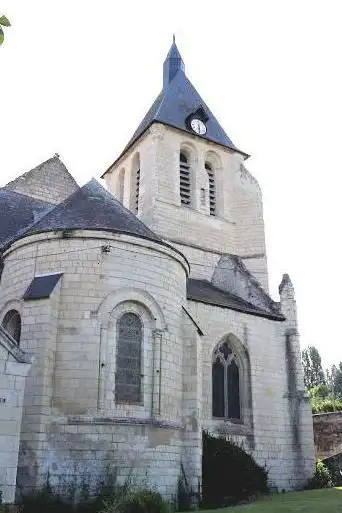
[103,39,269,289]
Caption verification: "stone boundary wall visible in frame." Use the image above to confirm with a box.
[313,411,342,459]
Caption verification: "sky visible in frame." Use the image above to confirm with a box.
[1,0,341,368]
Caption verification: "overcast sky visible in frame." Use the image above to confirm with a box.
[1,1,341,367]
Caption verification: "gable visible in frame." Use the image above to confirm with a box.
[4,156,79,205]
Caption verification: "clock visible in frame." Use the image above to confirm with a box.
[190,118,207,135]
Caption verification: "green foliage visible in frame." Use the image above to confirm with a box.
[202,430,269,508]
[305,459,334,489]
[327,363,342,399]
[102,489,171,513]
[302,346,325,390]
[0,15,10,46]
[311,396,342,414]
[309,383,330,399]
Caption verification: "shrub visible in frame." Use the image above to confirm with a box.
[202,430,269,508]
[101,489,171,513]
[311,396,342,413]
[305,459,334,489]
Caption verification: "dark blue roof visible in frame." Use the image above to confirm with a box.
[104,41,248,173]
[0,188,53,250]
[20,179,167,246]
[24,273,63,300]
[187,279,285,321]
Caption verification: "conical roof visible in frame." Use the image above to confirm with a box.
[104,40,248,174]
[0,188,53,249]
[19,179,166,245]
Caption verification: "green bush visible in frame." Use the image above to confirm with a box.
[101,489,171,513]
[202,430,269,508]
[305,459,334,489]
[311,397,342,413]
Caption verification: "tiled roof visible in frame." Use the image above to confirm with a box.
[103,41,248,174]
[24,273,63,300]
[187,279,285,321]
[0,188,53,250]
[20,179,168,246]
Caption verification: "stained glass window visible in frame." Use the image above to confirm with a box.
[2,309,21,344]
[212,341,241,420]
[115,313,142,404]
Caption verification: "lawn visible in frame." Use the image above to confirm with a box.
[200,488,342,512]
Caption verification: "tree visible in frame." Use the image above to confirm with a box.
[0,15,11,45]
[326,363,342,399]
[302,345,326,389]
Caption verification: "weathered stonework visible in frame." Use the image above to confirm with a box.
[4,156,78,205]
[0,40,315,502]
[313,412,342,460]
[0,327,31,503]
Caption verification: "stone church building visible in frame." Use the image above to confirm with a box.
[0,41,314,502]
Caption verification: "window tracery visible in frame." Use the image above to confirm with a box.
[212,341,240,419]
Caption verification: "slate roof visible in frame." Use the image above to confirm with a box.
[24,273,63,300]
[103,41,248,175]
[20,179,168,247]
[0,188,54,250]
[187,279,285,321]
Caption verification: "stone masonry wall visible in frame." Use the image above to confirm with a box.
[0,338,30,503]
[0,231,189,498]
[4,156,79,205]
[185,298,314,491]
[313,412,342,460]
[104,123,269,288]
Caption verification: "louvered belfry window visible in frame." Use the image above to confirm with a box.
[205,162,216,216]
[135,168,140,214]
[212,341,240,420]
[180,152,191,206]
[115,313,142,404]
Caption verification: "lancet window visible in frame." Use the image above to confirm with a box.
[212,341,240,419]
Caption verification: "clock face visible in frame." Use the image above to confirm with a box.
[190,118,207,135]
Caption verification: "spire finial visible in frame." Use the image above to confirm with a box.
[163,36,184,88]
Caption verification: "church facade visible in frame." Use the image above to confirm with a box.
[0,41,314,502]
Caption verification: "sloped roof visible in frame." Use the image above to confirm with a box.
[20,179,168,246]
[24,273,63,300]
[103,41,248,175]
[187,279,285,321]
[0,188,53,250]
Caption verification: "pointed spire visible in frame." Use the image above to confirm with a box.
[163,37,185,89]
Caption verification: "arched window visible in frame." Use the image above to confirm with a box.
[212,341,240,419]
[205,162,216,216]
[115,312,142,404]
[118,168,125,204]
[130,154,140,214]
[2,309,21,344]
[180,152,191,206]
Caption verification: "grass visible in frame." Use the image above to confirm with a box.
[200,487,342,512]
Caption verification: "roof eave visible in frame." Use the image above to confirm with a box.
[187,296,285,322]
[101,121,249,178]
